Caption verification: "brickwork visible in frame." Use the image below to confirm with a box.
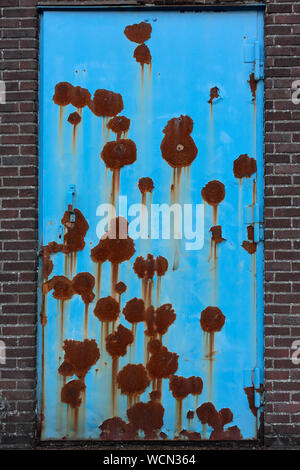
[0,0,299,448]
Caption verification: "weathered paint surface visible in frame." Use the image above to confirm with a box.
[38,9,264,440]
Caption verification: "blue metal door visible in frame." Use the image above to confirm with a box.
[38,7,264,441]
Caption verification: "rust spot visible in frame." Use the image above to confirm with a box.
[99,417,137,440]
[196,402,220,428]
[67,111,81,126]
[242,224,257,254]
[150,390,161,401]
[107,115,130,140]
[146,344,178,379]
[101,139,137,170]
[61,379,86,408]
[155,256,168,277]
[124,22,152,44]
[115,281,127,295]
[61,208,89,254]
[71,86,91,109]
[210,425,242,440]
[138,177,154,194]
[127,401,164,439]
[63,339,100,380]
[133,254,168,280]
[53,82,73,106]
[92,217,135,265]
[94,296,120,322]
[43,275,74,301]
[201,181,225,206]
[187,410,194,420]
[42,241,63,279]
[242,240,257,254]
[161,115,198,168]
[58,360,75,378]
[219,407,234,427]
[123,297,145,324]
[72,272,95,304]
[233,154,257,179]
[160,431,168,440]
[169,375,203,400]
[133,44,152,66]
[169,376,192,400]
[89,89,123,117]
[106,324,134,357]
[208,86,219,104]
[144,303,176,337]
[210,226,226,244]
[181,430,202,441]
[248,73,258,101]
[147,338,162,355]
[117,363,150,396]
[244,386,257,417]
[200,306,225,333]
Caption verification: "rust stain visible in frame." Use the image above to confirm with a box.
[89,89,124,117]
[107,115,130,140]
[200,307,225,401]
[242,224,257,254]
[146,343,178,381]
[99,417,137,440]
[58,360,75,378]
[94,296,120,323]
[124,22,152,44]
[106,324,134,358]
[70,86,91,109]
[208,86,219,105]
[248,72,258,101]
[101,139,137,170]
[62,339,100,381]
[161,115,198,169]
[117,363,150,401]
[61,379,86,408]
[233,154,257,179]
[201,180,225,226]
[123,297,145,325]
[144,303,176,338]
[133,44,152,67]
[53,82,73,106]
[138,177,154,194]
[127,400,164,439]
[68,111,81,155]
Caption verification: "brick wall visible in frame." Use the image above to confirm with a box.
[0,0,299,449]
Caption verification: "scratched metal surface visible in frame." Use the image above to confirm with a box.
[38,9,264,440]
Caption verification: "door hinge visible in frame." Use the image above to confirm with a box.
[243,203,264,242]
[243,40,264,80]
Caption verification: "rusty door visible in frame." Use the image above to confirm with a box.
[38,7,264,440]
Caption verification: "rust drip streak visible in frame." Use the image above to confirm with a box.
[111,262,119,299]
[96,262,102,299]
[84,304,89,338]
[175,399,183,436]
[208,332,215,402]
[111,357,119,417]
[156,276,161,307]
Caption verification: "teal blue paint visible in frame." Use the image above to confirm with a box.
[38,8,264,440]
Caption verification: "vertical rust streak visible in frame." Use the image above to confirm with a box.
[212,205,218,227]
[111,357,119,417]
[111,262,119,299]
[208,332,215,402]
[41,324,45,434]
[60,300,65,346]
[72,125,77,155]
[84,303,89,339]
[96,263,102,299]
[156,276,161,307]
[59,105,64,156]
[175,399,183,435]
